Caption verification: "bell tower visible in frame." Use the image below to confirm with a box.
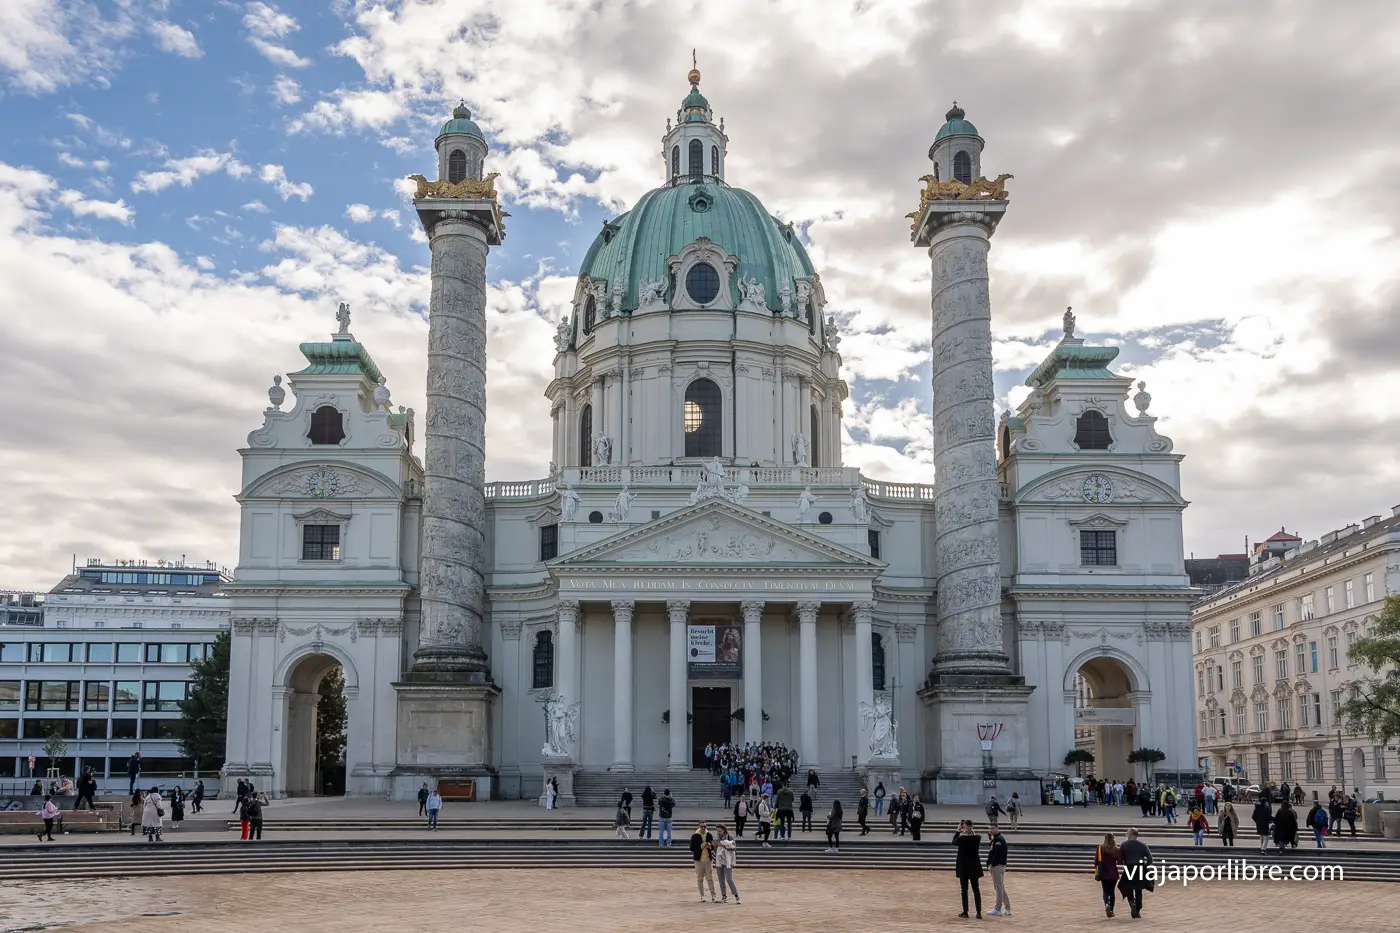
[660,53,729,185]
[927,102,983,185]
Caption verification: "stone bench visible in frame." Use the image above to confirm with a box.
[0,805,123,834]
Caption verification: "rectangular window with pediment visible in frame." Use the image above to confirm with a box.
[1273,604,1285,630]
[1235,706,1247,733]
[1276,698,1291,730]
[1231,660,1242,689]
[1249,611,1262,637]
[1252,655,1264,684]
[1079,530,1117,566]
[1274,649,1288,681]
[302,524,341,561]
[1230,618,1240,643]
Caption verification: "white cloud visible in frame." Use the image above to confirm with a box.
[131,151,251,194]
[270,75,301,105]
[259,163,313,201]
[56,189,134,225]
[344,203,376,223]
[57,152,84,168]
[250,37,310,68]
[243,2,309,68]
[196,255,216,270]
[241,200,269,213]
[149,20,202,59]
[0,0,143,93]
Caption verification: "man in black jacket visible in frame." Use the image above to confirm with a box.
[74,769,97,811]
[126,752,142,795]
[986,824,1010,916]
[657,789,676,847]
[640,786,657,840]
[689,822,717,903]
[1118,828,1153,919]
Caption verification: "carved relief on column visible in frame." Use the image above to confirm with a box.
[850,601,875,625]
[558,600,581,631]
[927,213,1007,673]
[795,601,819,624]
[740,600,765,622]
[612,600,636,623]
[667,600,690,623]
[417,217,491,675]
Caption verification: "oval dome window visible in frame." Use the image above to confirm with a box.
[686,262,720,305]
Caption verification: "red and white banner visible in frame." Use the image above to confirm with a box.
[977,722,1004,750]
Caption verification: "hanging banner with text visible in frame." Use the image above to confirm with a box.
[1074,707,1136,726]
[688,624,743,680]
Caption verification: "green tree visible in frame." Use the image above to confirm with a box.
[1127,747,1166,780]
[42,729,68,771]
[1341,594,1400,743]
[316,666,347,794]
[177,631,230,772]
[1063,749,1095,767]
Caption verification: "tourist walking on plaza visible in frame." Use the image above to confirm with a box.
[36,795,59,842]
[245,791,265,841]
[1188,807,1209,846]
[1007,792,1021,830]
[690,823,718,903]
[908,795,926,842]
[639,785,655,839]
[714,825,741,904]
[191,780,205,814]
[756,794,773,847]
[953,820,984,919]
[1343,795,1359,836]
[544,776,556,810]
[857,787,871,836]
[733,794,749,838]
[897,788,911,835]
[1093,832,1121,917]
[233,777,248,815]
[986,823,1010,916]
[426,788,442,830]
[824,799,843,853]
[613,802,631,839]
[799,790,813,833]
[619,787,633,823]
[418,782,430,816]
[1306,802,1328,848]
[658,788,676,847]
[141,788,164,843]
[1251,797,1273,853]
[73,769,97,811]
[1160,786,1177,824]
[126,752,142,795]
[1118,828,1153,919]
[775,782,794,840]
[985,795,1006,825]
[1219,801,1238,846]
[1272,800,1299,853]
[1204,782,1217,814]
[806,770,820,796]
[170,786,185,830]
[129,788,145,836]
[873,781,886,817]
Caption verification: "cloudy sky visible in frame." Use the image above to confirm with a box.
[2,0,1397,591]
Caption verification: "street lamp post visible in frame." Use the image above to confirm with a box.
[1337,729,1346,792]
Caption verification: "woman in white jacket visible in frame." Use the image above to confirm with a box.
[141,788,164,842]
[713,825,741,905]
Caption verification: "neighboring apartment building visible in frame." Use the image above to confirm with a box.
[1192,510,1400,798]
[0,590,45,627]
[0,559,230,790]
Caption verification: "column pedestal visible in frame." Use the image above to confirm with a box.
[389,681,501,800]
[539,757,577,808]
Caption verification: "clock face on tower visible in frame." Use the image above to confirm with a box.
[307,469,341,499]
[1082,473,1113,503]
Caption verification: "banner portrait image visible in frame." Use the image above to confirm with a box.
[687,623,742,679]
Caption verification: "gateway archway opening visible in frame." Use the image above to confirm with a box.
[283,653,347,797]
[1070,655,1138,783]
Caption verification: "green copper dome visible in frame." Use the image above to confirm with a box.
[934,102,978,142]
[578,182,815,313]
[683,87,710,113]
[437,103,484,141]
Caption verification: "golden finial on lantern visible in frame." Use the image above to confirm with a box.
[687,49,700,87]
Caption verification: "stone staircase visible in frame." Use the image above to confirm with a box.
[572,769,873,809]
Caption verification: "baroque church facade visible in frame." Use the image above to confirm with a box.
[221,71,1198,803]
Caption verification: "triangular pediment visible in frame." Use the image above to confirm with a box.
[551,499,883,570]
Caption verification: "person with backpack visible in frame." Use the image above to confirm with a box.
[872,781,886,817]
[244,791,265,841]
[657,788,676,847]
[1342,795,1359,836]
[799,789,814,832]
[1006,792,1021,830]
[1160,787,1177,824]
[1305,802,1328,847]
[985,795,1006,825]
[232,777,248,815]
[1093,832,1121,918]
[1188,807,1209,846]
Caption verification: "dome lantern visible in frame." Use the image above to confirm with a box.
[927,100,984,185]
[435,100,488,184]
[661,51,728,186]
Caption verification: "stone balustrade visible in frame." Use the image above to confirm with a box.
[480,470,1013,503]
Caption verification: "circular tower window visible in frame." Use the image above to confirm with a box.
[818,511,833,525]
[686,262,720,305]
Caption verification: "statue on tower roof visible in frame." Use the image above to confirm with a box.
[336,302,352,335]
[1062,306,1076,340]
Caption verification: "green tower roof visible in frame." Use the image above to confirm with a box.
[436,103,484,142]
[294,338,384,384]
[934,102,979,142]
[1026,342,1121,387]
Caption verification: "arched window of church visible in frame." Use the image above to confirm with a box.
[447,149,467,184]
[953,150,972,184]
[683,378,722,458]
[671,145,680,179]
[711,145,719,176]
[872,632,886,691]
[579,404,593,467]
[933,161,940,182]
[810,405,820,468]
[308,406,346,445]
[532,630,554,689]
[688,139,703,179]
[582,295,596,334]
[1000,424,1011,459]
[1073,410,1113,450]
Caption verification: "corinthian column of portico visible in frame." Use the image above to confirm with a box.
[667,600,690,770]
[612,600,635,770]
[850,600,876,764]
[795,601,820,765]
[415,213,493,679]
[556,600,581,753]
[924,206,1010,675]
[740,601,765,746]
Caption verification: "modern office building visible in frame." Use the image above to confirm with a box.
[0,590,45,627]
[1192,510,1400,797]
[0,559,229,789]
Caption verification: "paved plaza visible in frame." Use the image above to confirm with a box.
[1,869,1393,932]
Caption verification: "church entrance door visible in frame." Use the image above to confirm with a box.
[691,686,731,769]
